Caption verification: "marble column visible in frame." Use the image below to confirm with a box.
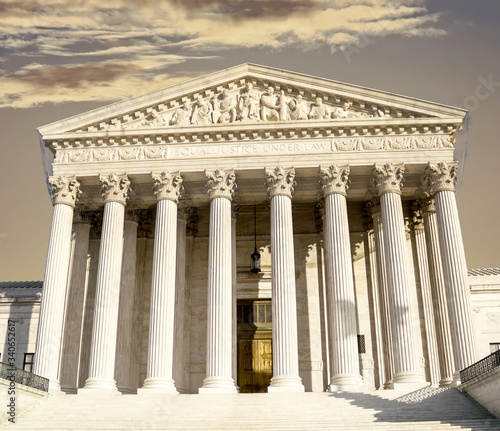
[410,202,440,387]
[371,163,424,385]
[231,205,239,387]
[362,202,386,390]
[200,169,238,393]
[141,172,183,393]
[423,162,478,382]
[370,202,395,388]
[319,165,364,391]
[173,206,188,393]
[33,176,81,391]
[115,210,139,393]
[265,167,305,392]
[78,212,102,388]
[60,211,91,393]
[83,173,130,391]
[421,197,455,386]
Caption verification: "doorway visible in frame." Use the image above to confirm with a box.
[237,300,272,393]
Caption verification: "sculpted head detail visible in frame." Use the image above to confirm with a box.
[316,97,323,105]
[267,87,275,95]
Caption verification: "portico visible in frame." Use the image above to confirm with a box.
[33,64,478,395]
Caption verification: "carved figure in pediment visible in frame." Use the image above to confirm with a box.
[237,82,260,121]
[308,97,330,120]
[373,108,391,118]
[260,87,280,122]
[331,102,351,119]
[191,96,213,125]
[213,89,236,124]
[170,100,192,127]
[288,95,308,120]
[149,109,168,127]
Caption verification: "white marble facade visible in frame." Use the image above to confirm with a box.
[23,64,498,394]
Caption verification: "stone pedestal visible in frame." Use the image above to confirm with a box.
[372,164,424,386]
[141,172,183,393]
[265,167,304,393]
[424,162,478,384]
[82,174,130,392]
[199,169,238,393]
[320,165,364,391]
[33,176,81,392]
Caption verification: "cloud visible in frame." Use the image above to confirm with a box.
[0,0,447,108]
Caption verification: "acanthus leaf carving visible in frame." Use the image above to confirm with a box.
[422,161,458,194]
[319,165,350,197]
[151,171,184,203]
[205,169,236,201]
[265,166,296,198]
[371,163,405,195]
[49,175,82,208]
[99,173,131,205]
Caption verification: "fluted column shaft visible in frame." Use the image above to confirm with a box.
[424,162,477,382]
[141,172,183,393]
[372,164,423,385]
[173,210,187,393]
[115,215,138,393]
[422,199,454,386]
[60,215,91,392]
[231,207,238,386]
[320,165,363,391]
[83,174,130,391]
[33,176,81,392]
[411,205,440,387]
[266,167,304,392]
[200,169,237,393]
[371,206,394,388]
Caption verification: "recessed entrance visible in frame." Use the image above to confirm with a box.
[237,300,273,393]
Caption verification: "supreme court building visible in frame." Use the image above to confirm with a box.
[32,63,481,395]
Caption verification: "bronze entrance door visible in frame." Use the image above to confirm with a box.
[237,300,272,393]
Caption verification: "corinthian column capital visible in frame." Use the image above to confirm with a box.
[99,173,131,205]
[409,201,424,231]
[421,197,436,214]
[205,169,236,201]
[319,165,350,197]
[371,163,405,195]
[151,171,183,203]
[265,167,296,198]
[423,162,458,194]
[49,176,82,208]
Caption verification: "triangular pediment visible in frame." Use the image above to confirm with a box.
[38,63,466,139]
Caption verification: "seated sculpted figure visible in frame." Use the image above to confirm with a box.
[308,97,329,120]
[170,100,192,127]
[214,89,236,124]
[238,82,260,121]
[331,102,351,119]
[260,87,280,121]
[191,95,213,125]
[288,95,308,120]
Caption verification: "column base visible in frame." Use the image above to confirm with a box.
[439,377,454,388]
[329,374,366,392]
[199,377,238,394]
[48,380,63,394]
[80,377,120,393]
[392,372,428,391]
[138,378,178,394]
[267,375,305,393]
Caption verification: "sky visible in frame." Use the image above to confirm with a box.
[0,0,499,281]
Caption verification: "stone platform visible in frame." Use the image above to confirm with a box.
[6,387,500,430]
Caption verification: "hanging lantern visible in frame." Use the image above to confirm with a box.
[250,202,261,274]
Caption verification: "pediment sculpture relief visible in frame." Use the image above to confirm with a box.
[86,81,408,133]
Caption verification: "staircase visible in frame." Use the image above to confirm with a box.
[7,386,500,430]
